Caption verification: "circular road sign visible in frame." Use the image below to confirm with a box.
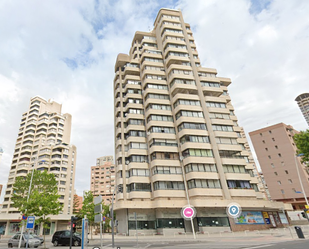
[181,205,196,220]
[226,203,242,218]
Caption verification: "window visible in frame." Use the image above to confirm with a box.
[145,93,169,100]
[176,110,204,119]
[178,122,207,131]
[148,126,175,134]
[185,164,217,173]
[277,181,281,185]
[216,137,238,145]
[153,181,185,190]
[128,169,149,177]
[200,81,221,88]
[281,189,284,194]
[288,179,293,184]
[180,135,209,144]
[156,218,184,229]
[269,130,272,134]
[153,166,182,175]
[206,102,226,108]
[182,149,213,158]
[209,113,230,120]
[272,138,275,141]
[262,140,265,143]
[285,170,289,174]
[147,115,173,122]
[274,172,278,176]
[278,153,282,157]
[268,156,271,159]
[223,165,246,173]
[212,125,233,132]
[275,145,278,149]
[227,180,251,189]
[126,183,151,192]
[173,99,201,108]
[265,148,268,151]
[187,179,221,189]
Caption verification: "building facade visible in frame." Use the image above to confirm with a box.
[249,123,309,210]
[90,156,115,204]
[0,96,77,235]
[295,93,309,126]
[113,9,290,235]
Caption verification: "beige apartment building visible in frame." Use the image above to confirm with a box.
[295,93,309,126]
[90,156,115,204]
[113,8,290,235]
[0,96,77,236]
[249,123,309,210]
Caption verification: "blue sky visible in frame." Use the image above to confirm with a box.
[0,0,308,200]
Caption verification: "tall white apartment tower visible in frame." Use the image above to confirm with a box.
[2,96,76,215]
[295,93,309,126]
[114,9,289,235]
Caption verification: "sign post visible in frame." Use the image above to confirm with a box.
[25,216,35,249]
[81,218,88,249]
[94,195,103,248]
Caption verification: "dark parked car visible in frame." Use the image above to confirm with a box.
[52,230,81,246]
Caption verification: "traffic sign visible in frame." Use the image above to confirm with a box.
[226,203,242,218]
[181,205,196,220]
[94,195,102,205]
[26,216,35,229]
[103,216,106,221]
[94,204,102,214]
[95,214,102,223]
[22,214,27,220]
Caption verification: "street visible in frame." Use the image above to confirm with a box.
[1,225,309,249]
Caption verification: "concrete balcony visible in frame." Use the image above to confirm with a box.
[188,188,223,198]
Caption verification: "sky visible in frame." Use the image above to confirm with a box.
[0,0,308,200]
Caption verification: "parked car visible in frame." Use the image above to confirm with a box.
[52,230,81,246]
[14,232,44,245]
[8,233,41,248]
[31,234,44,245]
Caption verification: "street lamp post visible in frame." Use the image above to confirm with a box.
[111,185,117,248]
[294,153,309,208]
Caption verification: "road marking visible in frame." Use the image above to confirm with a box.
[242,244,273,249]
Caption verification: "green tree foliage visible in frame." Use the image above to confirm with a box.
[294,129,309,163]
[12,170,62,248]
[78,192,112,235]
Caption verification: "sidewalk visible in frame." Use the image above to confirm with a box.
[1,225,309,248]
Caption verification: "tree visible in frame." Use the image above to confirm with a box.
[78,191,95,238]
[294,129,309,164]
[12,170,62,249]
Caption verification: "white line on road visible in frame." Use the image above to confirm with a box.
[242,244,274,249]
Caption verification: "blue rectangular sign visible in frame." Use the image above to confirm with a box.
[26,216,35,229]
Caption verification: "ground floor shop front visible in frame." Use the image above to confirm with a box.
[115,208,290,236]
[0,213,72,237]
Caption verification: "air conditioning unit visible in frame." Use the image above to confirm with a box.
[125,160,130,165]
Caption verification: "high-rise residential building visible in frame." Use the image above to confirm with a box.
[249,123,309,210]
[113,9,289,235]
[295,93,309,126]
[90,156,115,204]
[0,96,76,234]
